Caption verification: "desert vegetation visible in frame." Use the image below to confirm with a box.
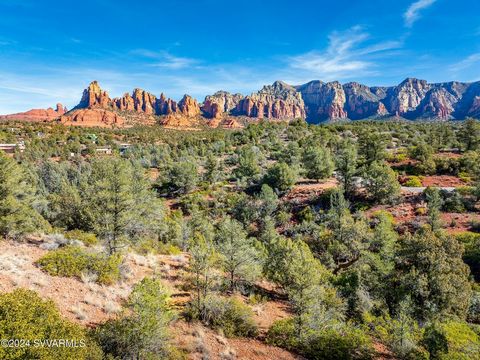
[1,118,480,359]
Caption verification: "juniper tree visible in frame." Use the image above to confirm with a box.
[363,161,401,205]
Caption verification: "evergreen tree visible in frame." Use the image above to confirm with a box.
[96,278,175,359]
[188,233,218,314]
[0,153,48,238]
[395,227,472,322]
[363,161,401,204]
[264,162,297,193]
[87,159,135,254]
[302,146,334,182]
[335,140,358,198]
[215,217,263,291]
[425,187,443,232]
[459,118,480,151]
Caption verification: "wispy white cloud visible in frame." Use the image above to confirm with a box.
[287,26,402,82]
[404,0,437,27]
[449,53,480,73]
[131,49,198,69]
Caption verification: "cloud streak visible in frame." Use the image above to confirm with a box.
[404,0,437,27]
[449,53,480,73]
[287,26,402,82]
[131,49,198,69]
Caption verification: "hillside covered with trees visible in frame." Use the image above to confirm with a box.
[1,118,480,359]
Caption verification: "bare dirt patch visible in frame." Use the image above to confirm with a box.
[421,175,466,187]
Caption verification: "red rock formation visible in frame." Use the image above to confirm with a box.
[236,81,305,120]
[156,93,178,115]
[386,78,430,115]
[296,81,347,122]
[60,109,124,127]
[415,88,456,119]
[343,82,388,120]
[202,91,243,118]
[78,81,111,108]
[0,104,67,122]
[178,95,200,117]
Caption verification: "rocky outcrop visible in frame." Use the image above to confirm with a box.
[202,91,243,118]
[412,88,457,119]
[343,82,388,120]
[112,89,157,114]
[0,104,67,122]
[237,81,305,119]
[77,81,111,109]
[385,78,431,115]
[62,81,202,127]
[296,81,347,122]
[178,95,201,117]
[6,78,480,127]
[60,109,124,127]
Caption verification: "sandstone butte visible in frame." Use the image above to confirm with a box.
[2,77,480,127]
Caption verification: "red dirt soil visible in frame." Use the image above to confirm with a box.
[421,175,467,187]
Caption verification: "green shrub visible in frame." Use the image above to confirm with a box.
[456,232,480,282]
[64,229,98,246]
[37,246,122,284]
[0,289,103,360]
[301,328,375,360]
[96,278,179,360]
[266,318,300,350]
[422,321,480,359]
[404,176,423,187]
[267,318,374,360]
[135,238,182,255]
[186,295,258,338]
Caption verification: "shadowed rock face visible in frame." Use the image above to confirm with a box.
[342,82,388,120]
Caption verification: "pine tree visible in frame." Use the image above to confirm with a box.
[302,146,334,182]
[0,153,48,238]
[425,187,443,232]
[87,159,135,254]
[335,140,358,198]
[214,217,263,291]
[395,227,471,322]
[188,233,218,314]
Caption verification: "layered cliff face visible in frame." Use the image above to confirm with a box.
[295,78,480,122]
[239,81,306,119]
[343,82,388,120]
[385,78,431,115]
[60,109,124,127]
[202,91,243,118]
[296,81,347,122]
[201,81,305,120]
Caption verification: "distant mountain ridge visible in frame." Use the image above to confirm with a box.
[2,77,480,127]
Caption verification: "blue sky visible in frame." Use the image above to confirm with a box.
[0,0,479,113]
